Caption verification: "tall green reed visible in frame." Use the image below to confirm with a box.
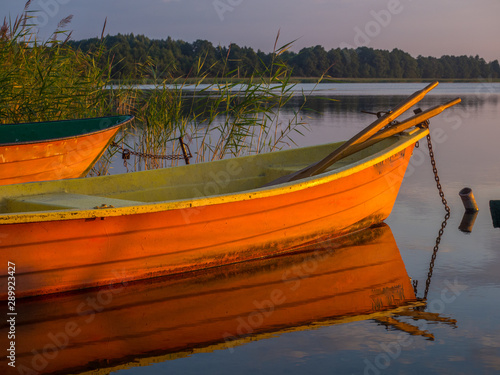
[0,3,114,124]
[1,3,315,175]
[130,35,312,169]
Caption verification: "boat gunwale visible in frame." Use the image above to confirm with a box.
[0,115,134,147]
[0,127,429,224]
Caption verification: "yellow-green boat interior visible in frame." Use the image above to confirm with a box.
[0,135,404,215]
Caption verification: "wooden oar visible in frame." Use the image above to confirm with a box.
[264,81,439,187]
[339,97,462,157]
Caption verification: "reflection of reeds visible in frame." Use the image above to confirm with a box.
[2,2,315,175]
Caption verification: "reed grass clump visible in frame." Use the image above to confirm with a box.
[0,4,114,124]
[2,3,313,175]
[129,35,312,168]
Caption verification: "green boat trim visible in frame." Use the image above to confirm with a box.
[0,115,134,146]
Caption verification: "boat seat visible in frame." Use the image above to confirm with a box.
[5,193,142,212]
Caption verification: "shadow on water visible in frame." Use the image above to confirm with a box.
[0,222,457,375]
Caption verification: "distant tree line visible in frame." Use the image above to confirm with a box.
[68,34,500,80]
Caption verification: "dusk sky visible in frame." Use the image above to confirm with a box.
[3,0,500,62]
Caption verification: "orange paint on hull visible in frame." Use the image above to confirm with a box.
[0,143,416,299]
[0,126,120,185]
[0,224,417,374]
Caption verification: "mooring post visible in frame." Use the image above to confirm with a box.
[459,187,479,213]
[490,200,500,228]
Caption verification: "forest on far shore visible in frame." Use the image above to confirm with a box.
[68,34,500,80]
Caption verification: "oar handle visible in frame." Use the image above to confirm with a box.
[339,98,462,157]
[369,97,462,141]
[373,81,439,126]
[292,81,440,178]
[263,82,441,187]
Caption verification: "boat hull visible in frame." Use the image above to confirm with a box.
[0,135,421,299]
[0,116,132,185]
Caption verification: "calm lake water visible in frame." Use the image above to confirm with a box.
[11,83,500,375]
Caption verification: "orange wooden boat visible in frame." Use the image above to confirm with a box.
[0,115,133,185]
[0,224,426,375]
[0,126,429,299]
[0,83,461,299]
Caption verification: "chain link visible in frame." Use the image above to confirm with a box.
[424,211,450,299]
[420,130,451,300]
[111,139,192,172]
[111,141,190,161]
[426,133,451,214]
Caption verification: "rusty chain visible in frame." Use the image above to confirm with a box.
[111,137,192,171]
[413,129,451,300]
[423,131,451,299]
[426,132,451,214]
[111,141,191,161]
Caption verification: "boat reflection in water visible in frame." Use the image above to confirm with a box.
[1,223,451,374]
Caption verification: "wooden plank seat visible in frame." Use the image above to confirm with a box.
[4,193,142,212]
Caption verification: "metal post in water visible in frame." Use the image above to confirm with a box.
[459,187,479,213]
[490,200,500,228]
